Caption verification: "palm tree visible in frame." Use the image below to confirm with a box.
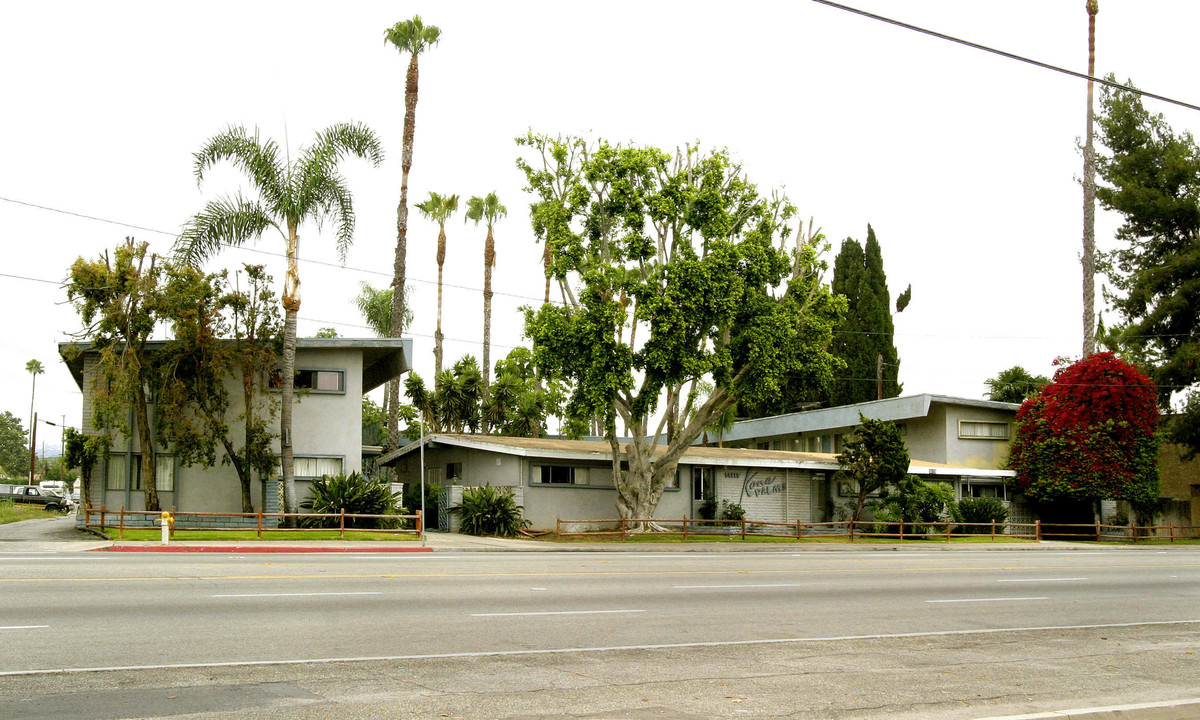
[1082,0,1100,355]
[415,191,459,377]
[25,359,43,470]
[464,192,507,430]
[355,282,411,448]
[384,15,441,446]
[176,123,383,522]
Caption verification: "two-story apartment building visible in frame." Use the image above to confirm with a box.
[60,337,410,521]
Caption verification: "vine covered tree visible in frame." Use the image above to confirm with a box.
[63,426,102,509]
[1094,76,1200,460]
[1008,353,1159,514]
[836,415,909,523]
[518,134,844,522]
[176,123,383,521]
[384,15,441,448]
[984,366,1050,404]
[465,191,507,427]
[415,191,459,376]
[66,238,163,510]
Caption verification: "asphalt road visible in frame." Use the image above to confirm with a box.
[1,546,1198,719]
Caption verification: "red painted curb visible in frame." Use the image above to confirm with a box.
[96,545,433,553]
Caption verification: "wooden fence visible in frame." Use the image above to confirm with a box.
[83,505,422,539]
[554,517,1199,543]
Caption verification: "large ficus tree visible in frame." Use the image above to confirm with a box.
[517,133,844,522]
[1008,352,1160,513]
[176,123,382,521]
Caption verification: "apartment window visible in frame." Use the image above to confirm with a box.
[959,421,1010,440]
[270,369,345,393]
[273,456,344,480]
[105,454,175,492]
[446,463,462,481]
[964,481,1008,501]
[536,465,582,485]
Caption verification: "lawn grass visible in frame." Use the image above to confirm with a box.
[543,532,1036,544]
[0,500,64,525]
[103,527,420,542]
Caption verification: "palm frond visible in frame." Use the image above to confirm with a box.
[193,126,287,213]
[384,16,442,55]
[303,122,384,175]
[416,191,460,225]
[175,194,278,268]
[465,192,507,228]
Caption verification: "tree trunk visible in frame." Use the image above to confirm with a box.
[390,52,420,449]
[615,434,674,528]
[133,374,159,512]
[1082,0,1099,356]
[435,226,446,377]
[481,225,495,433]
[280,223,301,526]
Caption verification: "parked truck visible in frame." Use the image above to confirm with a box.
[0,484,71,512]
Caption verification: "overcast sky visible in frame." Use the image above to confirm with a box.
[3,0,1196,451]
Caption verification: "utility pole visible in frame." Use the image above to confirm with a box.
[876,354,884,401]
[28,412,37,483]
[1082,0,1099,356]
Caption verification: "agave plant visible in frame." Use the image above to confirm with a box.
[450,484,529,537]
[300,472,401,529]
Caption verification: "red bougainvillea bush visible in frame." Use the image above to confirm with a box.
[1007,352,1160,509]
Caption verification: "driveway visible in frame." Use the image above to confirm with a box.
[0,514,107,549]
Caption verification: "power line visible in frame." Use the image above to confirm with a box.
[811,0,1200,113]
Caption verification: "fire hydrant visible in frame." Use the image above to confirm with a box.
[155,511,174,545]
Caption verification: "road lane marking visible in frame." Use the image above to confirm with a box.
[997,578,1087,583]
[972,697,1200,720]
[4,619,1196,677]
[530,588,547,591]
[470,609,644,617]
[0,626,48,630]
[211,592,383,598]
[926,597,1048,603]
[673,583,806,589]
[5,562,1199,583]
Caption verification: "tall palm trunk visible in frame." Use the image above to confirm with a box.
[1082,0,1099,356]
[27,374,36,455]
[390,52,420,448]
[481,225,495,433]
[435,225,446,376]
[280,222,301,526]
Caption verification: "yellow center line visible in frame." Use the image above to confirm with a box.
[1,562,1197,583]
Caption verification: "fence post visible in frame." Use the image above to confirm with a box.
[340,508,345,539]
[620,517,626,540]
[946,520,951,542]
[256,508,263,538]
[556,516,560,542]
[1132,522,1139,543]
[1035,519,1042,542]
[416,509,422,535]
[849,519,855,541]
[741,518,746,540]
[796,519,802,540]
[100,504,106,535]
[1170,523,1175,543]
[991,519,996,540]
[682,516,688,541]
[1095,520,1101,543]
[170,505,176,539]
[119,504,125,540]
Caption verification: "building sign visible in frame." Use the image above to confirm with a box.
[744,472,785,498]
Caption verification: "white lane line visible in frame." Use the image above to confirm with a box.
[926,597,1048,604]
[530,588,547,591]
[471,609,644,617]
[0,626,48,631]
[997,578,1087,583]
[211,592,382,598]
[673,583,805,589]
[5,619,1196,677]
[972,697,1200,720]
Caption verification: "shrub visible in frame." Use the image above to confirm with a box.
[956,497,1009,534]
[451,484,529,537]
[874,476,960,534]
[720,500,745,521]
[300,472,402,529]
[402,479,441,530]
[697,495,718,521]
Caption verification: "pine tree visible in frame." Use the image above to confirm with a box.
[828,225,902,406]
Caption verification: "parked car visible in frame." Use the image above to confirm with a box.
[1,485,71,512]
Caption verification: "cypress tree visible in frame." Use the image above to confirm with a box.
[828,225,902,406]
